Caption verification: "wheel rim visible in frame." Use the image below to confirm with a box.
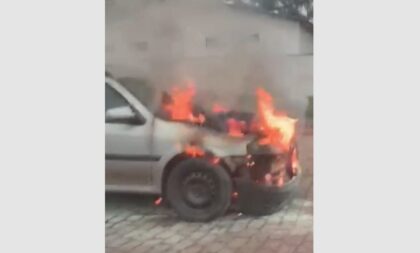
[182,172,216,208]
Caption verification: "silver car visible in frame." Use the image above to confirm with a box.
[105,77,301,221]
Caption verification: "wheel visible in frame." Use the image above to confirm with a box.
[166,158,232,222]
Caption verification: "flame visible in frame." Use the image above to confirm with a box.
[291,147,299,174]
[277,177,284,187]
[226,118,246,137]
[162,81,205,124]
[264,173,272,184]
[277,170,285,187]
[212,103,228,113]
[184,144,205,157]
[154,197,162,205]
[161,82,299,183]
[213,103,245,137]
[211,157,220,165]
[256,88,297,152]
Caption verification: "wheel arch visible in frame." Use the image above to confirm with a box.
[161,153,189,197]
[160,152,233,197]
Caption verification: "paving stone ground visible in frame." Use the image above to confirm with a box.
[106,134,313,253]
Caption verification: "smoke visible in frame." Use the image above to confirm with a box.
[106,0,312,119]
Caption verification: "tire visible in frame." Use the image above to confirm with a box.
[166,158,232,222]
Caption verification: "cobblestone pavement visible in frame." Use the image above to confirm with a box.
[106,135,313,253]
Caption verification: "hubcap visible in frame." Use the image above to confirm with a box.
[182,172,216,208]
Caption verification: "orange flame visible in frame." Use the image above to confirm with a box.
[184,144,205,157]
[211,157,220,165]
[226,118,245,137]
[213,103,245,137]
[277,177,284,187]
[212,103,229,113]
[154,197,162,206]
[277,170,285,187]
[291,147,299,174]
[264,173,272,184]
[163,82,205,124]
[256,88,297,152]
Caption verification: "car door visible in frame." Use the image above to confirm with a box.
[105,83,155,189]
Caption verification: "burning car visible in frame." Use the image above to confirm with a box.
[106,76,301,221]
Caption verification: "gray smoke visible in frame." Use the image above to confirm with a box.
[106,0,313,119]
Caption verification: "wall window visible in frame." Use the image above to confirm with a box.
[205,37,219,49]
[134,41,148,51]
[249,33,260,43]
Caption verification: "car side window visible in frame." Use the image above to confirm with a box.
[105,83,147,125]
[106,84,129,111]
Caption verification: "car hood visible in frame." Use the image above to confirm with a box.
[153,117,254,157]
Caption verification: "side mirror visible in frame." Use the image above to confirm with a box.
[106,106,144,124]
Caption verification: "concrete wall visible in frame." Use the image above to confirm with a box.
[106,0,313,118]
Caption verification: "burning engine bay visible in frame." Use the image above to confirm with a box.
[154,80,301,215]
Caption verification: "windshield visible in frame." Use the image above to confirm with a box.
[117,77,155,109]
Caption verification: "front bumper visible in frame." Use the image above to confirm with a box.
[234,165,302,215]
